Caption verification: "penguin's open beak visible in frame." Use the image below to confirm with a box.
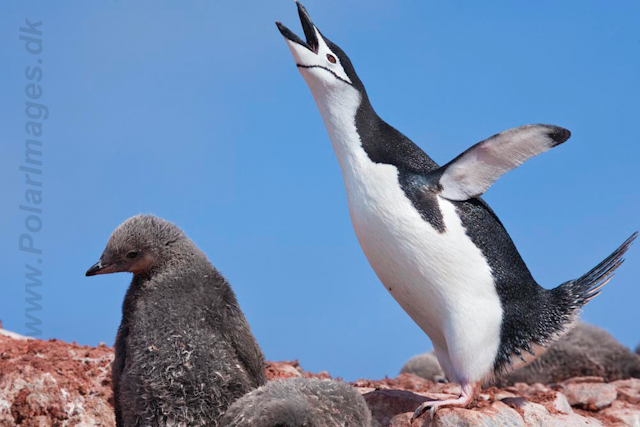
[85,260,116,276]
[276,2,319,54]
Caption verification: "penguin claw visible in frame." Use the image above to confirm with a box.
[410,382,480,422]
[410,400,440,423]
[411,407,422,422]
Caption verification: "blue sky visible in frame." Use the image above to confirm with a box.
[1,1,638,381]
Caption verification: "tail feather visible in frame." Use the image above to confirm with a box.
[568,231,637,306]
[494,232,637,376]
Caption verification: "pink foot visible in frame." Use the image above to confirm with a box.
[411,382,480,422]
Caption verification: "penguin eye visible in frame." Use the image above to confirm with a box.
[327,54,336,64]
[126,251,139,259]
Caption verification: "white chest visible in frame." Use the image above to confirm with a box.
[343,156,504,382]
[346,161,496,332]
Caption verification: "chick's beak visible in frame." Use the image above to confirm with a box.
[86,260,114,277]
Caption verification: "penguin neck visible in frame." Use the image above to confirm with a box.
[308,82,374,177]
[131,240,206,283]
[308,81,440,179]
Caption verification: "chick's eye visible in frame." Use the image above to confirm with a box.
[126,251,138,259]
[327,54,336,64]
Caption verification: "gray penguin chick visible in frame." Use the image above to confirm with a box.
[86,214,266,427]
[400,351,447,383]
[501,322,640,385]
[220,378,372,427]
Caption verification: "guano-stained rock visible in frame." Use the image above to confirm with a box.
[0,331,638,426]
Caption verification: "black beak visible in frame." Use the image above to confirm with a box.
[86,261,107,277]
[275,2,319,54]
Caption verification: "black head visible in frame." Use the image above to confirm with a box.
[276,2,365,93]
[85,214,185,277]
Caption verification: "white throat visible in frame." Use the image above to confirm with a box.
[302,75,365,175]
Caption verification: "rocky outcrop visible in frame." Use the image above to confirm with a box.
[0,333,114,427]
[1,330,640,426]
[358,374,640,426]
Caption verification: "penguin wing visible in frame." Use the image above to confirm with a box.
[434,124,571,201]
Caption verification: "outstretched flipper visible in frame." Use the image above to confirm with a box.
[434,124,571,201]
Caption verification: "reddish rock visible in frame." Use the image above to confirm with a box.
[423,401,524,427]
[551,391,573,414]
[0,329,31,341]
[0,333,115,426]
[265,359,332,380]
[502,397,602,426]
[353,373,439,394]
[1,331,639,426]
[266,360,305,379]
[363,389,430,425]
[562,376,606,384]
[611,378,640,405]
[561,380,617,410]
[599,400,640,426]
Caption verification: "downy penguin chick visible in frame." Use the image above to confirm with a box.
[276,3,637,420]
[220,378,372,427]
[400,351,447,383]
[500,322,640,385]
[86,214,266,426]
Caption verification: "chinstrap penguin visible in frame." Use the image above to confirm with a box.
[86,214,266,426]
[220,378,373,427]
[276,3,637,419]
